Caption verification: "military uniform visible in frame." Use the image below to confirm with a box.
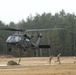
[55,53,61,64]
[49,55,53,65]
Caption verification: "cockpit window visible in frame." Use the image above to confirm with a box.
[6,35,21,42]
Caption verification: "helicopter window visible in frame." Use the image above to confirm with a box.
[6,36,21,42]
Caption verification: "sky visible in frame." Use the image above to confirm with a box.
[0,0,76,24]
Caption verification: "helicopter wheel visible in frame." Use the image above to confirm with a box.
[6,47,12,54]
[34,50,36,56]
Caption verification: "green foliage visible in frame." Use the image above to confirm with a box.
[0,10,76,56]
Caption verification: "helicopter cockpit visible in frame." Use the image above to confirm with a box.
[6,35,22,43]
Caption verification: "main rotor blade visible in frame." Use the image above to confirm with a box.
[0,27,66,32]
[26,28,66,32]
[0,27,25,32]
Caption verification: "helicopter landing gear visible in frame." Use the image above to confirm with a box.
[6,47,12,55]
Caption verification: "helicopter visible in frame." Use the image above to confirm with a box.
[0,27,65,56]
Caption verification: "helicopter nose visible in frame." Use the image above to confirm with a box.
[6,39,9,42]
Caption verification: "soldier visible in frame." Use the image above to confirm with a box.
[74,60,76,63]
[55,53,61,64]
[74,61,76,63]
[49,55,53,65]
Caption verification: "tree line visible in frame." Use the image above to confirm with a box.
[0,10,76,57]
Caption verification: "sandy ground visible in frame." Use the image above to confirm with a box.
[0,56,76,65]
[0,56,76,75]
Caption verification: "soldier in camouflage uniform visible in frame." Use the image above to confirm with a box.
[49,55,53,65]
[55,53,61,64]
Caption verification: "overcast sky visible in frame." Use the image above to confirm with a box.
[0,0,76,24]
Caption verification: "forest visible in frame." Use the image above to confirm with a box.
[0,10,76,57]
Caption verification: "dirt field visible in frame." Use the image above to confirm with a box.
[0,56,76,75]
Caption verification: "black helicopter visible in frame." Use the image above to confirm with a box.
[0,27,65,56]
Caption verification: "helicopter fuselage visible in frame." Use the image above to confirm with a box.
[6,34,31,50]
